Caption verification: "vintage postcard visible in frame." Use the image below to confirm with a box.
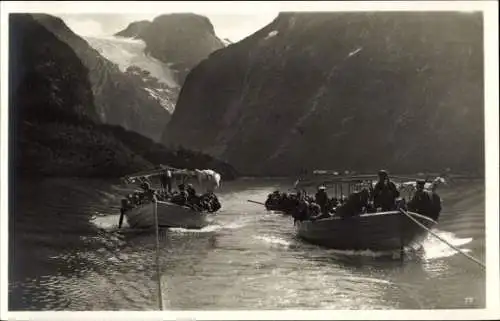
[1,1,498,320]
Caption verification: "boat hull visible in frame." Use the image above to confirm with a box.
[124,201,214,229]
[294,211,436,251]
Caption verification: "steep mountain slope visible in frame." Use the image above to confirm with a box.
[115,13,225,85]
[9,13,237,179]
[162,12,484,176]
[30,14,171,142]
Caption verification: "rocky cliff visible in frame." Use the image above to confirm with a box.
[162,12,484,176]
[30,14,171,142]
[10,14,237,179]
[115,13,225,85]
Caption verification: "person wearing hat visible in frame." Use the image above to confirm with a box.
[315,185,329,216]
[407,179,433,218]
[139,181,157,203]
[372,170,400,211]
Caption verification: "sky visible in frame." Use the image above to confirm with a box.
[57,12,279,42]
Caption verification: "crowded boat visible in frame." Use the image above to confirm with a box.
[264,170,443,223]
[118,166,222,229]
[121,180,221,214]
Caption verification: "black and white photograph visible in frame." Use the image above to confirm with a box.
[1,1,499,319]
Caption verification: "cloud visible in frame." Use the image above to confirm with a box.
[56,13,278,42]
[62,17,106,36]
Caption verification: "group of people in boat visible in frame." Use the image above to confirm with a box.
[265,170,442,222]
[120,170,221,214]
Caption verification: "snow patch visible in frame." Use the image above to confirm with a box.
[347,47,363,58]
[264,30,279,40]
[144,88,176,113]
[84,35,179,89]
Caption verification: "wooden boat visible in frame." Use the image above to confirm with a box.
[288,172,443,251]
[119,165,222,230]
[294,210,437,251]
[124,200,216,229]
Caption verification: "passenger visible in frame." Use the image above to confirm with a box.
[372,170,400,211]
[171,184,188,206]
[365,199,377,213]
[327,197,339,214]
[396,197,408,211]
[133,193,141,205]
[336,188,370,218]
[209,193,222,212]
[429,183,442,221]
[292,191,310,222]
[315,185,329,215]
[407,180,433,217]
[282,193,295,214]
[186,184,201,210]
[159,169,173,194]
[140,181,157,202]
[265,191,281,209]
[308,202,324,220]
[126,193,135,206]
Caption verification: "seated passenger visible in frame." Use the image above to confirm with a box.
[140,182,156,202]
[186,184,200,207]
[171,184,188,206]
[265,191,281,209]
[198,192,221,213]
[336,189,370,218]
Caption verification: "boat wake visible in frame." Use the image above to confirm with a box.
[254,235,398,257]
[162,218,251,234]
[420,229,473,260]
[168,225,223,234]
[254,235,294,248]
[253,227,473,263]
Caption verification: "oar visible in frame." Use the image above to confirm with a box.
[247,199,265,206]
[118,208,125,228]
[398,208,485,270]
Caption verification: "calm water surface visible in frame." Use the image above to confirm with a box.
[9,178,485,310]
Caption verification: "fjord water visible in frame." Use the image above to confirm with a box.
[9,178,485,310]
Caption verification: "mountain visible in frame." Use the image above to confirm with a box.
[162,12,484,176]
[115,13,225,85]
[9,13,237,179]
[30,13,171,142]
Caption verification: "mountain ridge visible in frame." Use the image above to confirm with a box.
[163,12,484,176]
[114,13,225,85]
